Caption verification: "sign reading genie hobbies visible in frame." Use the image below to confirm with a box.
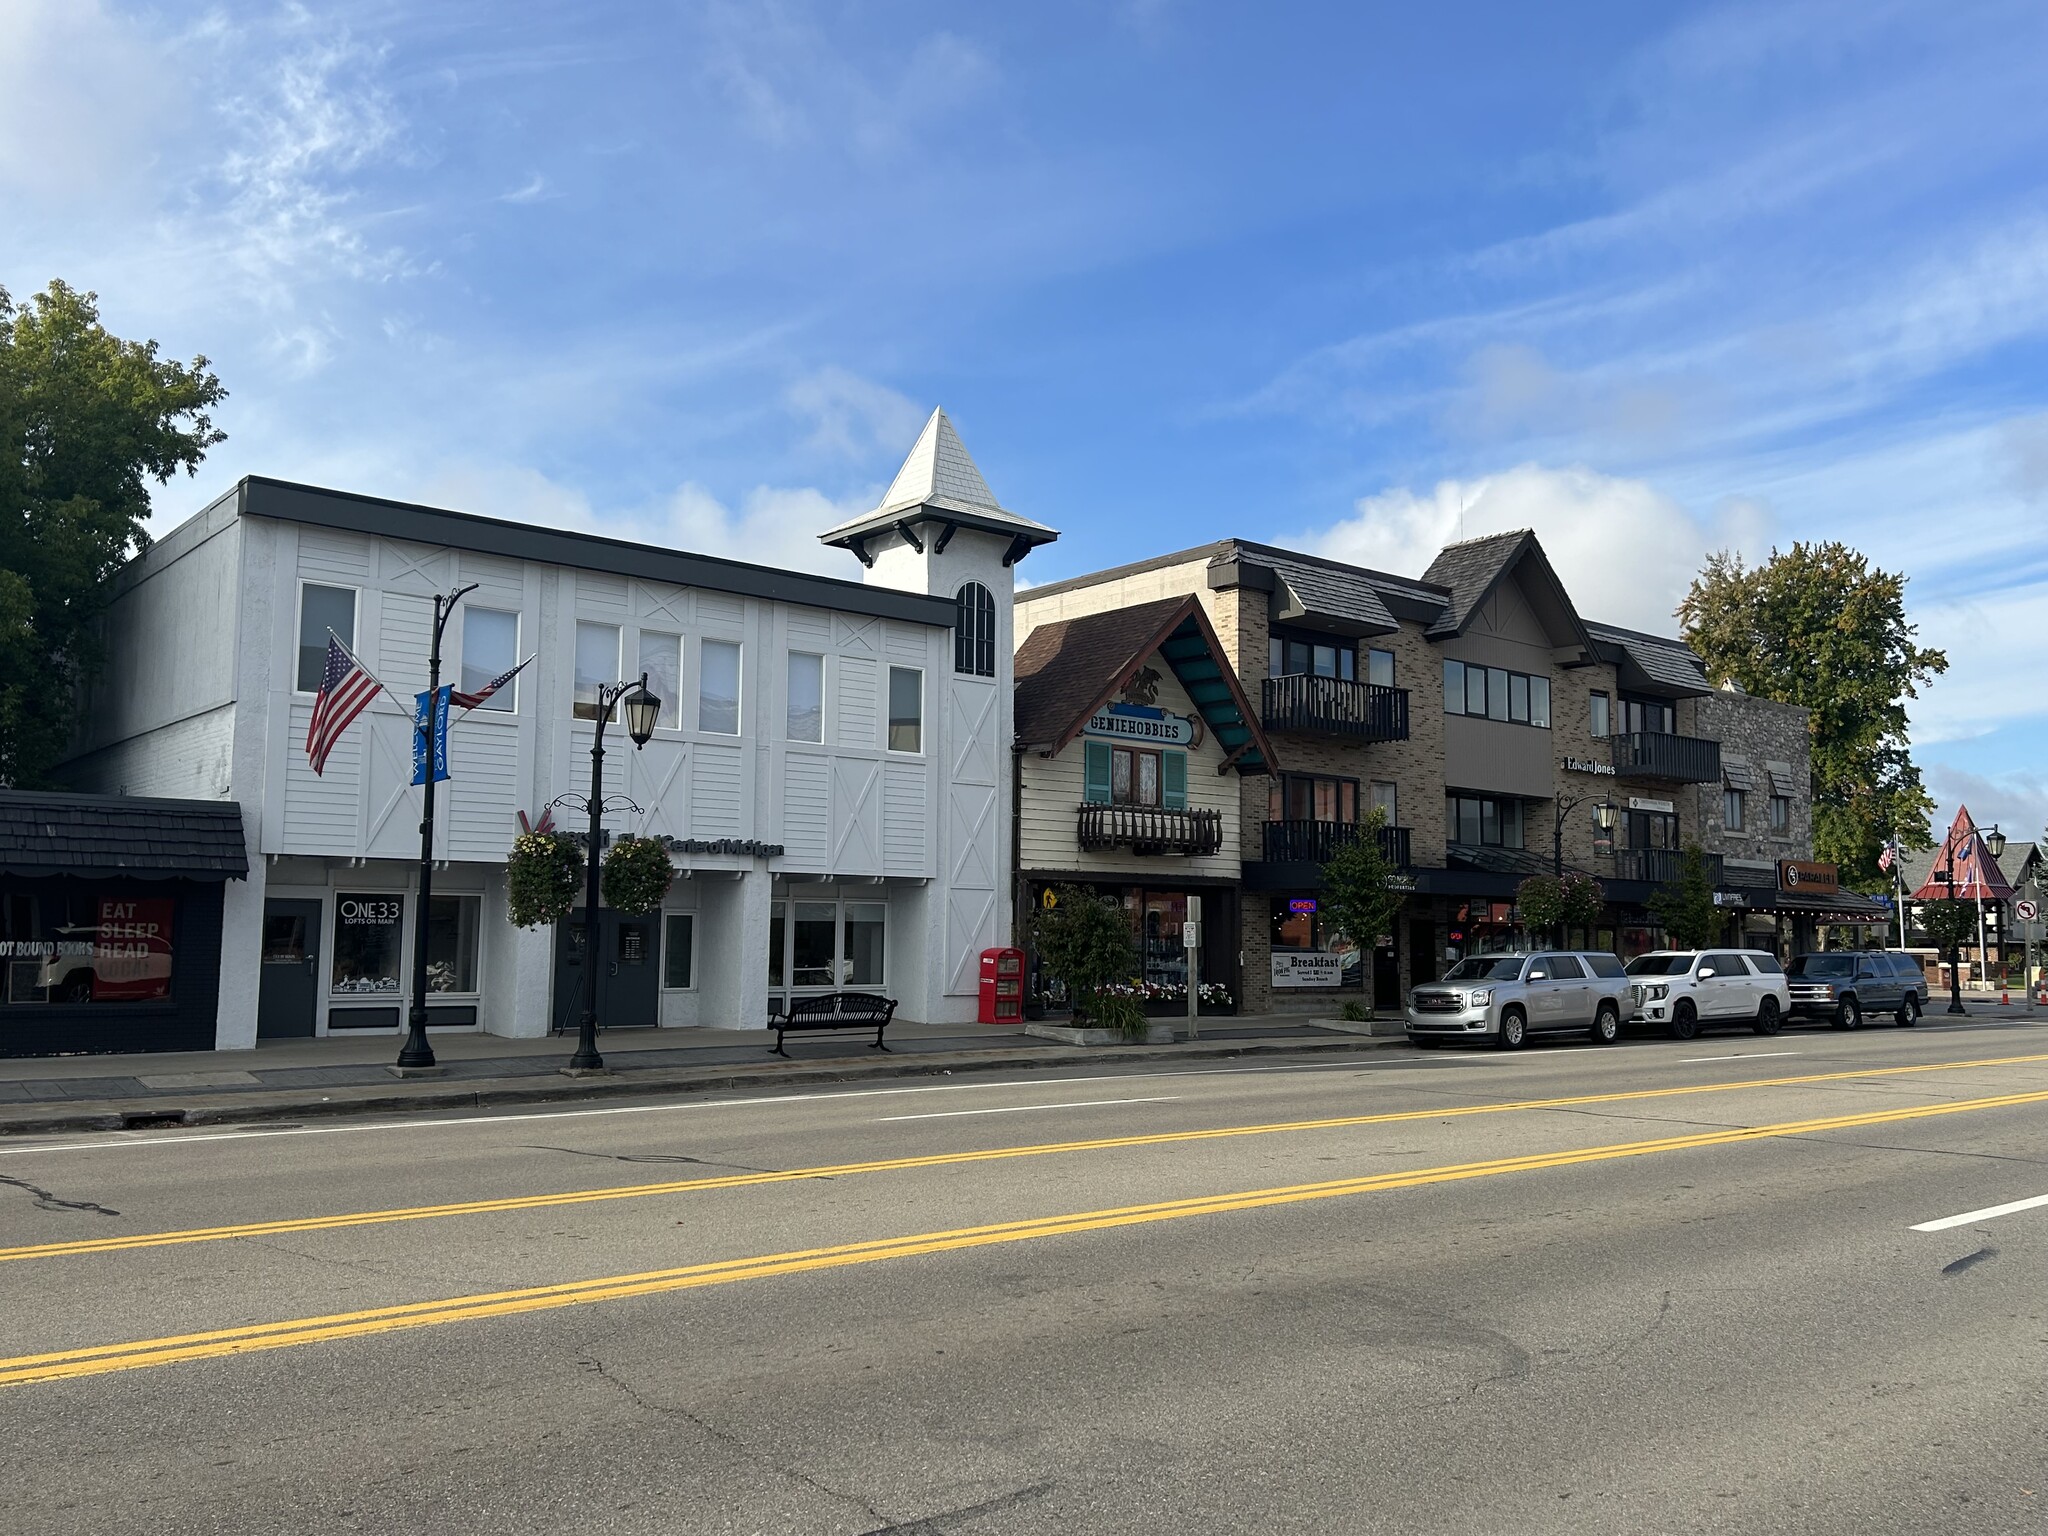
[1083,703,1200,747]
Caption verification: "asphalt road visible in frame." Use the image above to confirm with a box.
[3,1015,2046,1535]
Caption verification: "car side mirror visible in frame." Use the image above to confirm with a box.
[1697,967,1716,979]
[1527,970,1547,981]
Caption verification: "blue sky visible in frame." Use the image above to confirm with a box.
[6,0,2047,843]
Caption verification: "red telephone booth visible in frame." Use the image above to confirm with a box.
[978,946,1026,1024]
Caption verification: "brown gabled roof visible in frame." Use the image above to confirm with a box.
[1014,595,1276,772]
[1420,529,1597,658]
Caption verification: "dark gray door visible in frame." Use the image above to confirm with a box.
[553,912,663,1034]
[257,899,323,1039]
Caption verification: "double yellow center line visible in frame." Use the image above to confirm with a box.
[7,1049,2047,1267]
[6,1083,2046,1389]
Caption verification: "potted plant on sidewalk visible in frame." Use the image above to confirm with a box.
[1029,886,1165,1043]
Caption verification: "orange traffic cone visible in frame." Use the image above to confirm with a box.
[2001,989,2010,1006]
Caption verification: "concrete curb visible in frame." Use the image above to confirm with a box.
[0,1034,1410,1138]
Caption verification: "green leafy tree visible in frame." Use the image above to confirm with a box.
[1647,844,1720,950]
[1678,542,1946,888]
[1918,897,1978,1005]
[1317,809,1405,1015]
[0,281,226,786]
[1514,870,1605,946]
[1032,885,1143,1036]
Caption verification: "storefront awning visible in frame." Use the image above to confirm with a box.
[1735,887,1893,924]
[0,791,249,882]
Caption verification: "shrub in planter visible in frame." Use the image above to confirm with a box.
[1086,989,1150,1041]
[1032,885,1141,1035]
[507,833,583,929]
[602,835,675,916]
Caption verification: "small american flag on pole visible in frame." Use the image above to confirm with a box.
[450,653,534,713]
[1878,837,1900,873]
[305,634,386,775]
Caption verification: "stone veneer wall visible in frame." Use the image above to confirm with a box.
[1689,690,1814,873]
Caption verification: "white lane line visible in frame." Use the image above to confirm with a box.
[1678,1052,1802,1064]
[876,1096,1180,1123]
[1911,1192,2048,1232]
[0,1059,1396,1157]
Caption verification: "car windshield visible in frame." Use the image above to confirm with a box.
[1788,955,1856,978]
[1625,954,1696,976]
[1440,957,1525,983]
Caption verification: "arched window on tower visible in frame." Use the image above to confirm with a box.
[954,581,997,677]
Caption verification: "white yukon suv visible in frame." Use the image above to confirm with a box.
[1407,950,1632,1049]
[1623,950,1791,1040]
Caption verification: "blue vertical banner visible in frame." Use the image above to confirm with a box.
[412,686,452,785]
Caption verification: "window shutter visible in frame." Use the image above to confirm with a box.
[1161,751,1188,809]
[1083,741,1113,804]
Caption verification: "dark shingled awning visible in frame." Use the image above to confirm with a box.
[0,791,249,881]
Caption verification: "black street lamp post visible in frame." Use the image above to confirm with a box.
[559,674,660,1073]
[1552,791,1618,876]
[398,582,477,1071]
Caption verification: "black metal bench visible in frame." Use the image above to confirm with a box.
[768,991,897,1057]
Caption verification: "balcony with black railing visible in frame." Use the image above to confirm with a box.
[1611,730,1721,784]
[1261,674,1410,742]
[1613,847,1725,886]
[1261,819,1412,869]
[1077,804,1225,857]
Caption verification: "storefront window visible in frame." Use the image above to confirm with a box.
[333,893,405,994]
[768,902,784,986]
[0,891,175,1005]
[664,914,695,989]
[844,903,886,985]
[791,901,836,986]
[425,894,480,994]
[1269,897,1360,986]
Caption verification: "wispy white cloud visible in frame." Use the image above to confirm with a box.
[784,367,923,459]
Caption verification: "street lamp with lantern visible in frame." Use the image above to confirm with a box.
[551,673,661,1073]
[1553,792,1618,876]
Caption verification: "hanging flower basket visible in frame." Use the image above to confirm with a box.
[602,835,675,916]
[506,833,583,929]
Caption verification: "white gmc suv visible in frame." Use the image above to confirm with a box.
[1623,949,1791,1040]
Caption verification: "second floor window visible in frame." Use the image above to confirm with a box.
[1589,690,1610,738]
[637,631,681,730]
[699,640,741,735]
[787,652,824,743]
[1770,794,1791,833]
[461,608,519,712]
[1267,774,1357,824]
[1449,793,1524,849]
[1366,648,1395,688]
[1086,742,1188,808]
[887,666,922,753]
[954,583,996,677]
[1724,788,1746,832]
[296,583,357,692]
[573,622,620,721]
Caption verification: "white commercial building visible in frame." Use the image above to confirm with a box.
[62,410,1054,1049]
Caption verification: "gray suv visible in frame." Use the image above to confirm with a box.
[1786,950,1927,1029]
[1407,951,1631,1049]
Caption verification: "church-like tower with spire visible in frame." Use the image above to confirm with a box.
[822,410,1057,1020]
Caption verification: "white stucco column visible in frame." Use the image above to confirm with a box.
[698,866,772,1029]
[214,845,267,1051]
[481,868,553,1038]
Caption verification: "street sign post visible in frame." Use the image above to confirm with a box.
[1184,896,1202,1037]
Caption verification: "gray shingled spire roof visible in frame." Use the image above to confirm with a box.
[820,409,1057,556]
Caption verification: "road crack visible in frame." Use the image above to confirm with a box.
[576,1351,893,1525]
[0,1173,119,1218]
[526,1145,780,1174]
[857,1481,1058,1534]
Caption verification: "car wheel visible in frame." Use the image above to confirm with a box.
[1589,1003,1621,1045]
[1753,996,1782,1036]
[1897,994,1919,1028]
[1666,1001,1698,1041]
[1498,1008,1528,1050]
[1836,995,1861,1031]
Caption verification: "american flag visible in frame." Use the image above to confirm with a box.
[451,654,533,712]
[1878,837,1900,873]
[305,634,385,775]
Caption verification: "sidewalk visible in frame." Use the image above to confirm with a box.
[0,1015,1403,1137]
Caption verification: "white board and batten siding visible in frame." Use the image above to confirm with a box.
[1019,659,1243,882]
